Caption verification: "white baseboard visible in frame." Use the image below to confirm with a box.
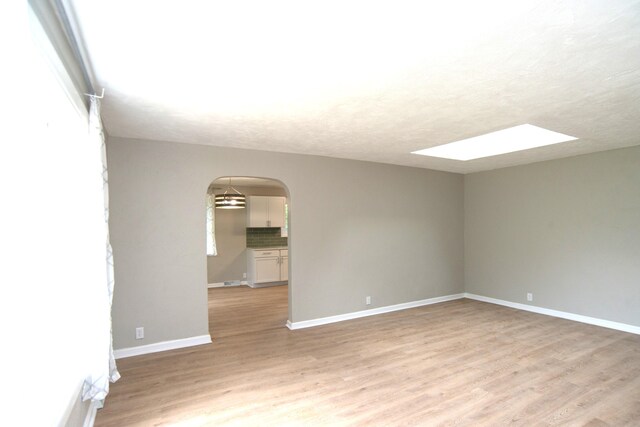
[114,334,212,359]
[83,399,102,427]
[286,292,640,335]
[248,281,287,289]
[464,293,640,335]
[287,293,465,330]
[208,281,249,288]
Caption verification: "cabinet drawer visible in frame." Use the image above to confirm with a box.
[254,250,278,257]
[280,249,288,256]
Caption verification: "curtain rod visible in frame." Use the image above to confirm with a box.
[85,88,104,99]
[52,0,96,96]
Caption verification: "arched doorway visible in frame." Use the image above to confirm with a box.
[205,176,290,339]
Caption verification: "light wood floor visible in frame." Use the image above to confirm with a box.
[96,286,640,426]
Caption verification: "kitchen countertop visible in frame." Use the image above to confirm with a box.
[247,247,287,251]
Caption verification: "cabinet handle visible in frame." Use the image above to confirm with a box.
[267,220,271,227]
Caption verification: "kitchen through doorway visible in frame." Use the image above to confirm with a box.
[206,176,290,339]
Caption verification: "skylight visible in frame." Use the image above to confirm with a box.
[412,124,578,161]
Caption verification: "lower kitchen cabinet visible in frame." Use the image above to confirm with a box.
[247,248,288,286]
[279,252,288,281]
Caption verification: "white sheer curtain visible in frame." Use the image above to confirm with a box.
[4,4,119,422]
[81,96,121,401]
[207,189,218,256]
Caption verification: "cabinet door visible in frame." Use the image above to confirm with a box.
[254,256,280,283]
[268,197,286,228]
[280,255,288,281]
[247,196,269,227]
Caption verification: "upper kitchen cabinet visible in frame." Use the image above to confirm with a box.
[247,196,285,228]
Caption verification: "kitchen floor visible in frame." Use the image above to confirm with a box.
[208,284,288,339]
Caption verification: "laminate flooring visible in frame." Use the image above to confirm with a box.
[95,286,640,426]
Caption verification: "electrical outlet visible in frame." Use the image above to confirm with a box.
[366,296,371,305]
[527,293,533,302]
[135,327,144,340]
[243,272,247,279]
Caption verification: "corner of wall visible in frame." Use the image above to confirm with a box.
[60,385,99,427]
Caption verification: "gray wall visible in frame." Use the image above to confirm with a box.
[465,146,640,326]
[207,184,287,284]
[108,137,465,349]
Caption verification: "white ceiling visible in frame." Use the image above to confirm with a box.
[70,0,640,174]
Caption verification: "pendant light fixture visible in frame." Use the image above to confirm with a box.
[215,177,246,209]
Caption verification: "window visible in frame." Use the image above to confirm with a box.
[206,191,217,256]
[281,202,289,237]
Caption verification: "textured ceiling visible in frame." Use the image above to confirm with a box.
[70,0,640,173]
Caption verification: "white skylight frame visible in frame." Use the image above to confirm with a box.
[412,124,578,161]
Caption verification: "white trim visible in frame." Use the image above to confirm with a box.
[208,281,249,288]
[464,293,640,335]
[60,381,84,427]
[248,281,287,289]
[60,385,102,427]
[83,400,102,427]
[114,334,212,359]
[287,293,465,330]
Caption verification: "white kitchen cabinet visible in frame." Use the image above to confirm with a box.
[254,255,280,283]
[280,249,288,281]
[247,196,269,226]
[247,248,288,286]
[247,196,285,228]
[269,197,285,228]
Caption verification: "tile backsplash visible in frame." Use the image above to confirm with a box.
[246,227,288,248]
